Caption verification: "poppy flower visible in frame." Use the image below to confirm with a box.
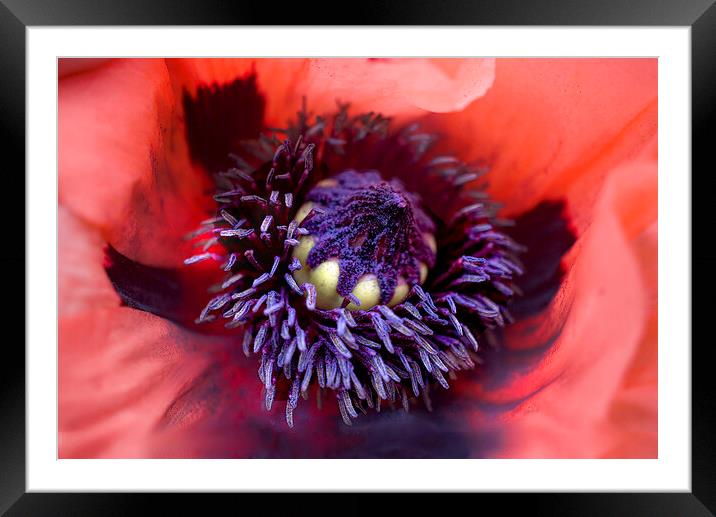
[58,57,657,459]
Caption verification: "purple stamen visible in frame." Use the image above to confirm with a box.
[186,102,523,427]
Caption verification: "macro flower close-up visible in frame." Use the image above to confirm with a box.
[58,57,657,459]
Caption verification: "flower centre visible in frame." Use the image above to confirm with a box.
[184,104,525,428]
[291,170,436,311]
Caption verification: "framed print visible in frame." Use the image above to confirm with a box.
[3,0,713,513]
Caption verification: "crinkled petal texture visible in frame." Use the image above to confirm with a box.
[59,208,208,457]
[423,59,658,458]
[59,58,213,267]
[166,58,495,127]
[58,58,656,458]
[465,150,657,458]
[429,59,657,228]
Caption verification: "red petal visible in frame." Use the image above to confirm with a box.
[59,306,224,458]
[58,204,334,457]
[59,58,212,267]
[601,221,657,457]
[428,58,657,225]
[58,58,111,78]
[301,58,495,117]
[59,207,119,318]
[458,152,657,458]
[58,205,217,457]
[167,58,495,127]
[166,58,292,127]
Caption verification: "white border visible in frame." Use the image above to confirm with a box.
[28,27,690,491]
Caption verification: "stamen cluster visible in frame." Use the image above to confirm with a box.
[186,104,524,426]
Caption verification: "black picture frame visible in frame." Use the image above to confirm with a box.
[2,0,713,514]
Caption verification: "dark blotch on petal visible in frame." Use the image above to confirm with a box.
[506,200,576,319]
[183,72,265,173]
[104,244,194,325]
[158,367,221,430]
[332,406,498,458]
[449,200,575,397]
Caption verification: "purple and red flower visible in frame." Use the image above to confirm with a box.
[59,58,657,458]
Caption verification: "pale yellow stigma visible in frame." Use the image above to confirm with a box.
[309,260,344,310]
[291,235,379,310]
[316,178,338,188]
[419,232,435,284]
[293,183,336,226]
[388,279,410,308]
[424,232,437,254]
[291,232,436,311]
[346,275,381,311]
[294,202,314,225]
[419,263,429,283]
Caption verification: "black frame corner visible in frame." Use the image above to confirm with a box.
[3,0,714,514]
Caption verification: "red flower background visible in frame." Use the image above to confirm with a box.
[58,58,657,458]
